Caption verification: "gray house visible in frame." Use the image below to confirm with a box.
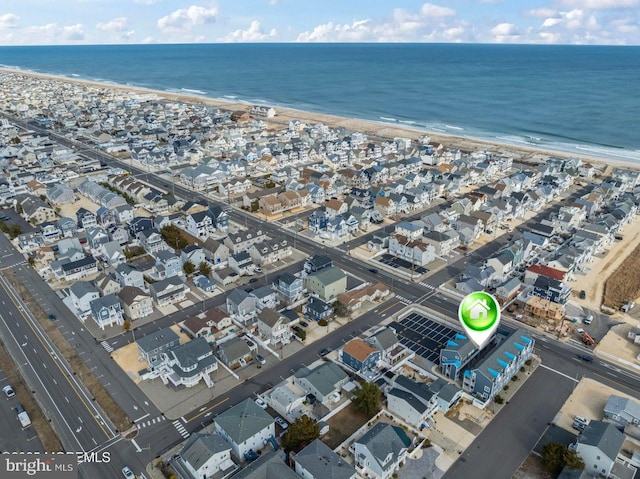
[603,395,640,428]
[115,263,145,289]
[137,326,181,369]
[226,289,257,324]
[216,337,252,369]
[69,281,100,315]
[176,433,234,479]
[353,422,411,479]
[573,420,625,479]
[214,398,275,460]
[160,337,218,388]
[293,362,349,404]
[387,375,439,428]
[89,293,123,330]
[439,333,478,380]
[295,439,356,479]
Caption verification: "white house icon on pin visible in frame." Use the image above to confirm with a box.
[466,298,490,320]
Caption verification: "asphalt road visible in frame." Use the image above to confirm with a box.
[4,116,640,479]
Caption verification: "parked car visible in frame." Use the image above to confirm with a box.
[244,450,259,461]
[583,315,593,325]
[255,397,267,409]
[572,421,587,431]
[3,384,15,398]
[292,326,301,333]
[249,278,258,284]
[48,313,57,321]
[579,290,586,299]
[121,467,135,479]
[275,417,289,429]
[256,354,266,365]
[299,321,309,328]
[319,348,331,357]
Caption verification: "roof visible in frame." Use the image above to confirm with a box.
[70,280,99,298]
[343,338,378,362]
[471,328,533,382]
[117,286,149,305]
[168,337,216,376]
[367,328,398,351]
[294,362,348,397]
[137,326,180,353]
[295,439,356,479]
[527,264,565,281]
[357,422,411,464]
[394,375,436,404]
[577,420,624,462]
[180,433,230,471]
[308,266,346,286]
[258,308,284,328]
[604,395,640,421]
[387,388,430,414]
[218,336,251,362]
[276,272,299,286]
[231,450,299,479]
[215,398,273,444]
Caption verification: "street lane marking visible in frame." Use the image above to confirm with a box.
[131,439,142,452]
[134,413,150,423]
[188,397,230,422]
[172,420,190,439]
[539,364,579,383]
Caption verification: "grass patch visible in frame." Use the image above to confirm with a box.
[0,339,63,452]
[323,401,370,449]
[4,269,131,433]
[603,242,640,309]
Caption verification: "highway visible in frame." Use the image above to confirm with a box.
[3,116,640,478]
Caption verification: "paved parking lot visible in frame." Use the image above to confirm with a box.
[377,253,429,274]
[390,312,459,364]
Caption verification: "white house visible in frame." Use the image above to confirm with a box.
[214,398,275,459]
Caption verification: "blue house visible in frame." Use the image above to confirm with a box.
[308,210,328,233]
[303,296,333,321]
[439,333,478,380]
[340,338,380,377]
[273,272,304,305]
[462,328,534,402]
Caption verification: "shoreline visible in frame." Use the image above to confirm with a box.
[2,66,639,172]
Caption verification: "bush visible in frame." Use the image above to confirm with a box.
[520,366,525,372]
[511,375,519,381]
[503,385,509,391]
[525,359,532,366]
[318,319,328,327]
[495,395,504,404]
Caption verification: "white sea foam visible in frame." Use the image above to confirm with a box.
[445,124,464,131]
[181,88,207,95]
[379,116,397,122]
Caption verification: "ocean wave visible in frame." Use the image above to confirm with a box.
[224,95,237,99]
[71,73,80,77]
[181,88,207,95]
[379,116,397,122]
[445,124,464,131]
[399,120,416,125]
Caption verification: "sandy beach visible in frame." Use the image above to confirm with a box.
[2,66,639,172]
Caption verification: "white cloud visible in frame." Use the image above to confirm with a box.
[18,22,86,44]
[419,3,456,18]
[157,5,218,32]
[542,17,563,28]
[134,0,162,4]
[219,20,277,42]
[491,22,520,42]
[0,13,19,29]
[561,0,638,8]
[526,8,558,18]
[296,2,462,42]
[97,17,129,32]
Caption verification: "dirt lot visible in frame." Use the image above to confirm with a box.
[322,401,370,449]
[597,323,640,369]
[4,269,131,433]
[513,454,554,479]
[603,241,640,310]
[573,215,640,314]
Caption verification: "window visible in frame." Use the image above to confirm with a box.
[596,456,600,460]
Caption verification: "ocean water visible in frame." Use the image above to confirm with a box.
[1,43,639,161]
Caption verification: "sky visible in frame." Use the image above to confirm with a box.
[0,0,639,46]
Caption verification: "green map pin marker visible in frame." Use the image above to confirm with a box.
[458,291,501,348]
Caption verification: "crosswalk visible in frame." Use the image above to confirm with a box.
[100,341,113,353]
[136,416,166,429]
[396,295,412,304]
[173,420,190,439]
[419,282,437,291]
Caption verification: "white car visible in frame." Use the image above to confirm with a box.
[122,466,135,478]
[255,398,267,409]
[275,417,289,429]
[3,384,15,398]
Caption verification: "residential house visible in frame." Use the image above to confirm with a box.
[304,254,333,274]
[439,333,479,381]
[203,238,229,268]
[228,252,254,276]
[56,255,99,281]
[388,234,436,267]
[603,395,640,428]
[293,362,349,404]
[226,289,257,324]
[387,375,438,428]
[149,276,188,308]
[115,263,146,289]
[532,276,570,305]
[462,329,534,402]
[306,266,347,302]
[524,296,565,321]
[90,294,124,330]
[294,439,356,479]
[118,286,153,321]
[423,230,460,257]
[353,422,411,479]
[160,337,218,388]
[180,245,207,270]
[230,450,297,479]
[47,183,75,205]
[176,433,234,479]
[214,398,275,459]
[69,281,100,316]
[137,326,181,369]
[257,308,290,346]
[19,196,56,225]
[76,207,97,229]
[216,337,252,369]
[495,277,521,304]
[152,250,184,281]
[182,308,232,343]
[274,272,304,305]
[571,421,626,479]
[340,338,380,378]
[303,296,334,322]
[86,226,110,251]
[94,273,122,297]
[137,228,168,254]
[366,328,401,363]
[100,241,126,266]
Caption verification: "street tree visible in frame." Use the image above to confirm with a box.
[282,415,320,452]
